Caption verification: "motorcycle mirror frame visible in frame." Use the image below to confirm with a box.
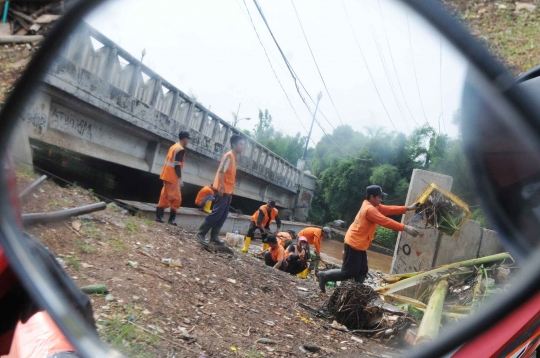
[0,1,539,357]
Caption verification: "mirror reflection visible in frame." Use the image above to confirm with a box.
[6,0,540,356]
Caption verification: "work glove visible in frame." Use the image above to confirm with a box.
[407,202,420,211]
[178,178,183,188]
[404,225,420,237]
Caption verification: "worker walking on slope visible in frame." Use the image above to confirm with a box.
[197,134,245,247]
[195,185,215,213]
[241,199,282,253]
[318,185,420,293]
[297,226,332,259]
[155,130,191,226]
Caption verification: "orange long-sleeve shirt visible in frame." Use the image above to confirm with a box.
[298,227,323,254]
[344,200,406,251]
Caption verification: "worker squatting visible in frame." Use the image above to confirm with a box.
[155,131,420,290]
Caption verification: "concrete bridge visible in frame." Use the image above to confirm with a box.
[20,22,316,219]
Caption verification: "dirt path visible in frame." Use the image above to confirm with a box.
[17,171,401,357]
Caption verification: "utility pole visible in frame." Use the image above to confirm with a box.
[302,91,323,160]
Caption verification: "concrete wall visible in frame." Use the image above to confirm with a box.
[8,119,33,170]
[391,169,508,274]
[391,169,453,274]
[20,22,317,212]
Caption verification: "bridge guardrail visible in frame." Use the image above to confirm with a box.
[52,22,301,192]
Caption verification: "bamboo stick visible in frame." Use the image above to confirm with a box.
[375,253,511,294]
[385,293,427,309]
[471,268,484,312]
[414,280,448,345]
[444,305,471,313]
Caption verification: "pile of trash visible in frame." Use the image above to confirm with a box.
[409,182,471,236]
[0,1,75,38]
[321,252,514,347]
[322,281,417,346]
[377,252,514,345]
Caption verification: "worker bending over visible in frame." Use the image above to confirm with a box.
[284,236,311,275]
[297,226,332,259]
[156,130,191,226]
[195,185,215,213]
[318,185,420,292]
[263,235,286,271]
[241,199,282,253]
[197,134,245,247]
[276,230,295,249]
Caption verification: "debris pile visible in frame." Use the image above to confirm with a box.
[0,1,74,39]
[323,281,416,346]
[376,253,515,345]
[410,182,471,236]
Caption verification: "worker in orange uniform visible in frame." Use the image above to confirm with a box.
[241,199,282,253]
[284,236,311,275]
[156,130,191,226]
[277,229,296,249]
[195,184,215,213]
[297,226,332,259]
[263,234,286,271]
[197,134,245,247]
[318,185,420,293]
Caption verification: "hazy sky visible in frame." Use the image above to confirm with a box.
[85,0,468,146]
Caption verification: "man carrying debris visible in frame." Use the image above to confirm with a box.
[284,236,311,275]
[155,130,191,226]
[241,199,282,253]
[297,226,332,259]
[318,185,420,292]
[195,184,215,213]
[263,234,286,271]
[197,134,245,247]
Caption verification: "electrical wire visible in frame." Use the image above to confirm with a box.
[241,0,317,147]
[340,0,399,133]
[376,0,420,128]
[290,0,344,125]
[371,27,411,133]
[252,0,368,161]
[406,12,430,125]
[439,37,447,134]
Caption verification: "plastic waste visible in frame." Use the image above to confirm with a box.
[161,258,181,267]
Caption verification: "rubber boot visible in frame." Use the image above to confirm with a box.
[168,209,177,226]
[197,221,212,247]
[355,275,367,285]
[203,200,212,214]
[156,207,165,223]
[241,237,252,253]
[262,243,269,251]
[209,226,224,245]
[318,269,344,293]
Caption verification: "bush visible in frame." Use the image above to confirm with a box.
[373,226,398,249]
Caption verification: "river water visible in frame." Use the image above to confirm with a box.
[321,239,393,274]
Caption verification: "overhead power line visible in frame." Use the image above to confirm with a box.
[340,0,399,133]
[251,0,368,161]
[406,13,430,126]
[241,0,317,148]
[439,37,447,134]
[290,0,345,125]
[376,0,420,128]
[370,27,411,133]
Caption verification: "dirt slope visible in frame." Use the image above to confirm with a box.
[444,0,540,74]
[17,171,399,357]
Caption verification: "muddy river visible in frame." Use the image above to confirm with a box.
[320,239,393,274]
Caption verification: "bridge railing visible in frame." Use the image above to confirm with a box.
[56,22,300,191]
